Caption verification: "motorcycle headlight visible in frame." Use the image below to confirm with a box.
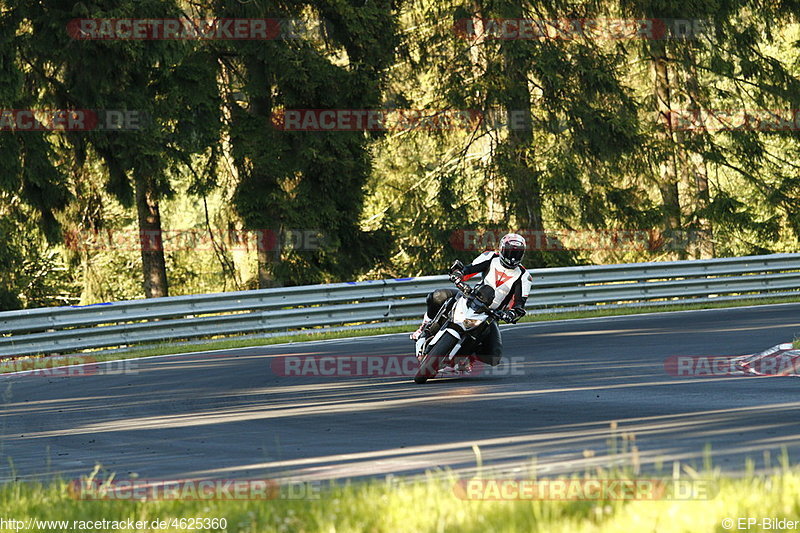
[461,318,483,329]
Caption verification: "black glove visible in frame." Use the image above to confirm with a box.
[500,309,524,323]
[449,260,464,280]
[497,310,512,323]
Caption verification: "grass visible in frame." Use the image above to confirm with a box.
[2,457,800,532]
[4,294,800,372]
[4,300,799,529]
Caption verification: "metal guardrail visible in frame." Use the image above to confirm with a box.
[2,253,799,358]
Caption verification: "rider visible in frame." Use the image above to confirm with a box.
[410,233,531,367]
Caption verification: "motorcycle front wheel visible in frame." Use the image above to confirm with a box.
[414,333,458,384]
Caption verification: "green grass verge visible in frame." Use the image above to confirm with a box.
[2,460,800,532]
[4,294,800,372]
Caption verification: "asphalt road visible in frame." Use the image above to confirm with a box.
[2,303,800,484]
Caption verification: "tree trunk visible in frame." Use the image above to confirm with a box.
[256,234,282,289]
[245,58,282,289]
[498,3,544,238]
[134,175,169,298]
[468,3,505,225]
[651,39,684,259]
[682,46,714,259]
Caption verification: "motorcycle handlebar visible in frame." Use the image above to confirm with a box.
[452,278,471,294]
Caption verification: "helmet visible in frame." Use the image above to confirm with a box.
[499,233,526,268]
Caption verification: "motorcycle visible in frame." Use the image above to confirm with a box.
[413,274,510,384]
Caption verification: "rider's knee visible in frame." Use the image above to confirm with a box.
[425,291,436,308]
[429,289,451,307]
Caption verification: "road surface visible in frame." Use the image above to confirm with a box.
[2,303,799,483]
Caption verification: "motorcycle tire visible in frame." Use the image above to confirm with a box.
[414,333,458,384]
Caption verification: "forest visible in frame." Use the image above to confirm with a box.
[1,0,799,310]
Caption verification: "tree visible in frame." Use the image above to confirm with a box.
[214,0,400,286]
[375,0,644,268]
[621,0,800,258]
[0,5,73,309]
[14,0,222,298]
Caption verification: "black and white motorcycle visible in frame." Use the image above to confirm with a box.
[413,275,513,384]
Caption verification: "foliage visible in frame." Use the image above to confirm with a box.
[1,0,800,308]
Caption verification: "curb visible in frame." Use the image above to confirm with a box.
[736,343,800,376]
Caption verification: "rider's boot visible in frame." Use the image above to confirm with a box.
[410,315,431,340]
[454,357,473,373]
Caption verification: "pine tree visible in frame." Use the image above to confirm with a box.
[14,0,222,298]
[214,0,400,286]
[0,5,72,309]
